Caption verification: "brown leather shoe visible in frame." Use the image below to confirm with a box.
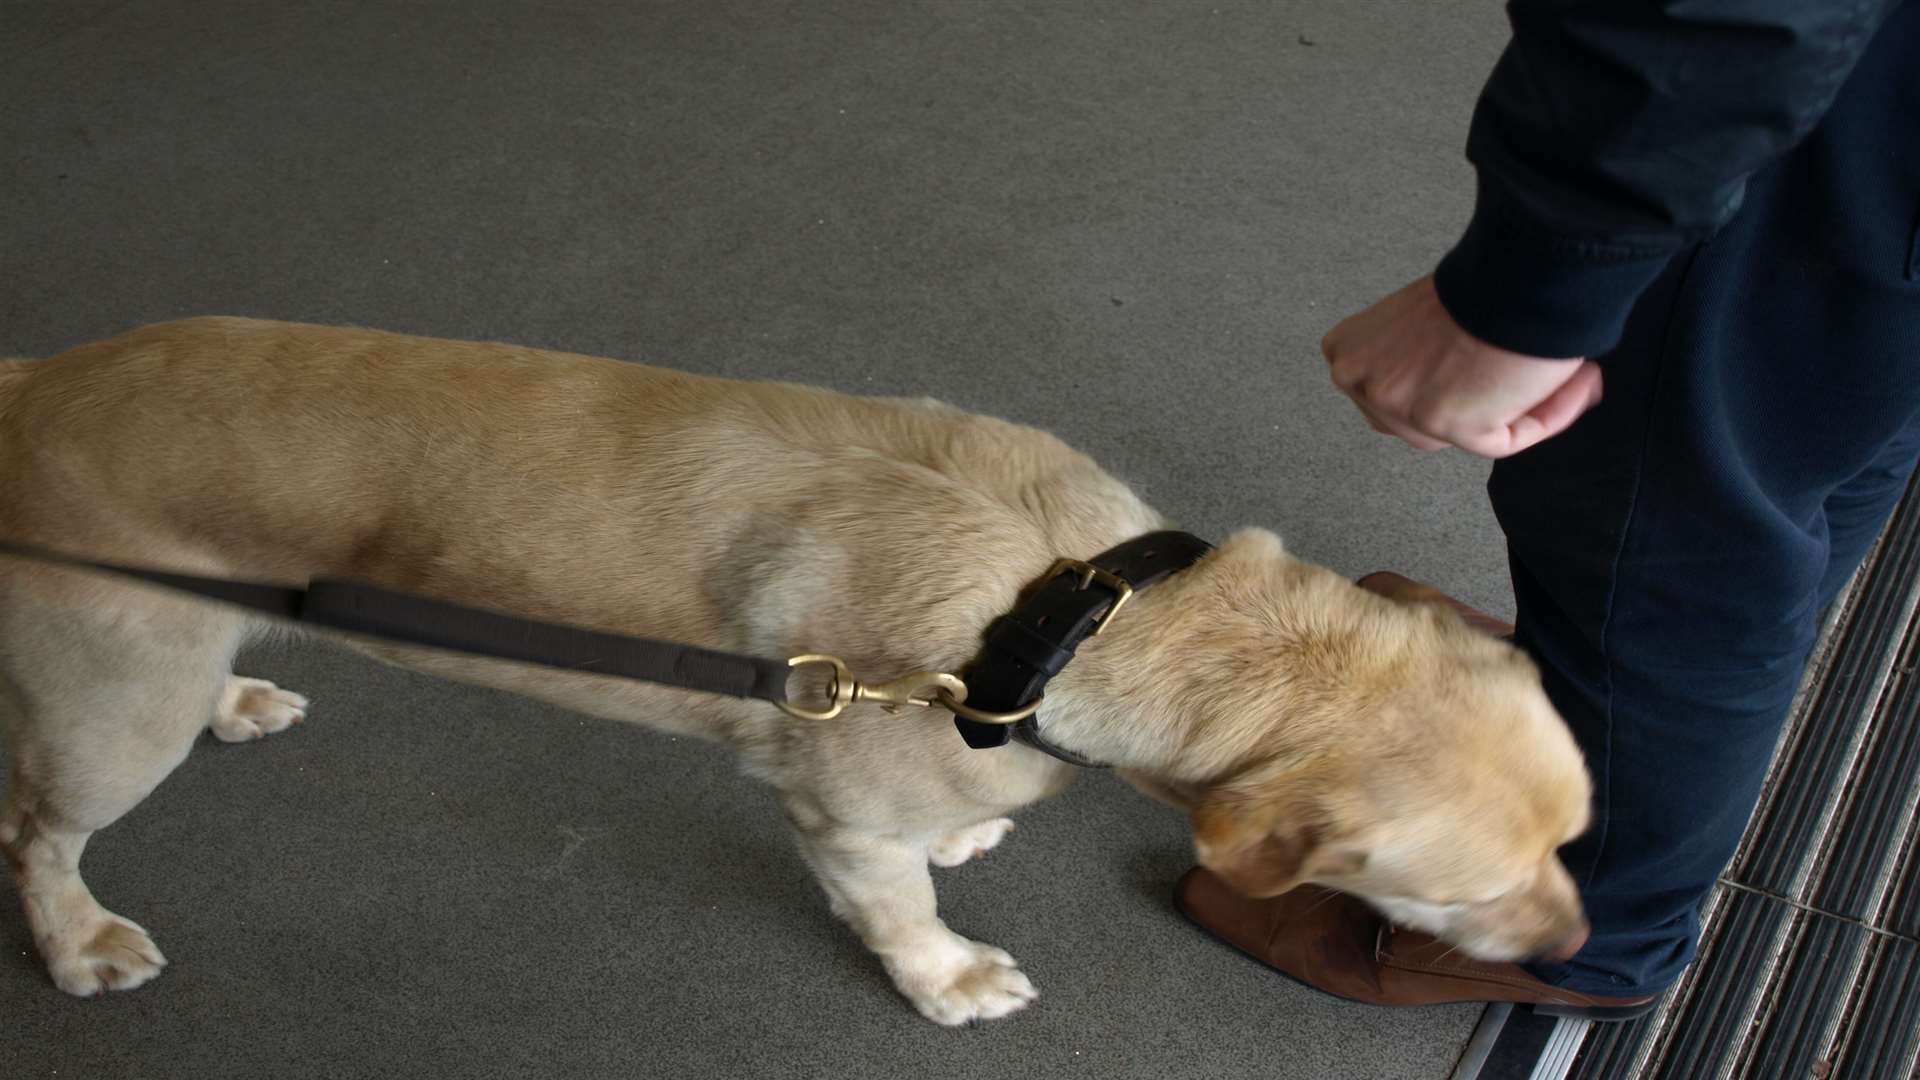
[1174,868,1657,1021]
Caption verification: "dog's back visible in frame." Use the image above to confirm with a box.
[0,357,31,416]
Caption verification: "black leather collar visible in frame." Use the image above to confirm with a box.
[953,530,1214,768]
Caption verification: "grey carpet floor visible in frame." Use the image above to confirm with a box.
[1,2,1516,1077]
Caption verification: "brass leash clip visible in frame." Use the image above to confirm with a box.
[778,655,970,721]
[779,657,1048,726]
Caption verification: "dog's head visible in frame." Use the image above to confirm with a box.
[1103,530,1592,963]
[1182,714,1591,963]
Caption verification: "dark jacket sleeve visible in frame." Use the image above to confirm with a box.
[1432,0,1903,358]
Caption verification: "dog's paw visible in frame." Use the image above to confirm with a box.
[211,677,308,743]
[928,818,1015,868]
[891,935,1037,1025]
[47,914,168,996]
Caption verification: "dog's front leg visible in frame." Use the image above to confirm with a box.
[794,825,1036,1025]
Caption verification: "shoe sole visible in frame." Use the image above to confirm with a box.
[1527,998,1658,1022]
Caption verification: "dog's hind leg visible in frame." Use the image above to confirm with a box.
[0,579,247,995]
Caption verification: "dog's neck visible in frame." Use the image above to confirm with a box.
[1019,678,1193,776]
[1025,659,1241,783]
[1009,535,1331,787]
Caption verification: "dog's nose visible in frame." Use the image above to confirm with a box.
[1543,921,1590,963]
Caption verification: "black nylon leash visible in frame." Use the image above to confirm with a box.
[0,538,792,705]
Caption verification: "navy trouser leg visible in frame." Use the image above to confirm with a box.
[1488,5,1920,997]
[1819,425,1920,601]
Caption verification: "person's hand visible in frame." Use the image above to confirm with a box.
[1320,276,1603,458]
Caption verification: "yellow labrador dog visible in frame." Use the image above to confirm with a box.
[0,318,1591,1025]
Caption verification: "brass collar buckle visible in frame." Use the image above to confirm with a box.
[1047,558,1135,636]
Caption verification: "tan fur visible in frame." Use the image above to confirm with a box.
[0,318,1591,1023]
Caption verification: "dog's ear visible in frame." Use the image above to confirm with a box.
[1190,763,1355,898]
[1192,798,1318,897]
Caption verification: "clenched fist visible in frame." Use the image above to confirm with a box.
[1321,276,1603,458]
